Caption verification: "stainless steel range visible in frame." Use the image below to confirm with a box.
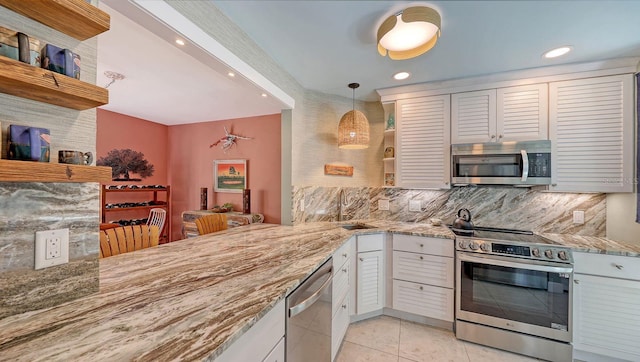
[453,226,573,362]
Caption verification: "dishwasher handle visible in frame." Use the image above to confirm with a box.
[288,270,332,318]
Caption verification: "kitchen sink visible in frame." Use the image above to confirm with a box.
[340,223,375,230]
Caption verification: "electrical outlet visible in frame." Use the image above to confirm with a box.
[573,210,585,225]
[409,200,421,212]
[300,196,305,212]
[378,199,390,211]
[35,228,69,270]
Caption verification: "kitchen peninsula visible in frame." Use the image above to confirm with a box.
[1,221,639,361]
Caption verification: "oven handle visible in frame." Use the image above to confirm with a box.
[521,149,529,182]
[457,252,573,274]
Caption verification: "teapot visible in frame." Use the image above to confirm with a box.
[453,208,473,230]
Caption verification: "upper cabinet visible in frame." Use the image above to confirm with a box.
[451,84,548,144]
[549,74,634,193]
[396,95,451,189]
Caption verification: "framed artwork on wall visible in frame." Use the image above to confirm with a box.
[214,159,247,193]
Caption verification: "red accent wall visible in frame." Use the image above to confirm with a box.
[97,109,281,241]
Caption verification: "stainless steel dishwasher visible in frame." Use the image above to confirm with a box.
[286,258,333,362]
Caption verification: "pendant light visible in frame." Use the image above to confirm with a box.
[338,83,370,149]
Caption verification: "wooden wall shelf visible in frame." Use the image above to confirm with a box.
[0,0,110,40]
[0,56,108,110]
[0,160,111,183]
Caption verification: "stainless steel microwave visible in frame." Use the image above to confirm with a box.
[451,140,551,186]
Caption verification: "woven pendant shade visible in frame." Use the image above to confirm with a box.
[338,83,370,149]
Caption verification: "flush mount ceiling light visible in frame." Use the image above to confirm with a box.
[377,6,441,60]
[543,46,572,59]
[338,83,370,149]
[393,71,410,80]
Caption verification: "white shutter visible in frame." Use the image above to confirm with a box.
[396,95,451,189]
[497,83,548,141]
[451,89,496,143]
[356,250,383,315]
[549,74,634,192]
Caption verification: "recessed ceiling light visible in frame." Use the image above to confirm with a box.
[261,93,268,98]
[175,39,185,46]
[228,72,235,77]
[393,71,410,80]
[543,46,572,59]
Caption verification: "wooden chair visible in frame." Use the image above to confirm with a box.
[100,225,160,258]
[195,213,228,235]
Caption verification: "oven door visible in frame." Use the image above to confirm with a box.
[456,252,572,342]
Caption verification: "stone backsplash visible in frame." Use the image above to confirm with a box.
[293,186,605,236]
[0,182,100,319]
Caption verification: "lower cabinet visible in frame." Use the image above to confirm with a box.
[356,234,385,315]
[573,252,640,362]
[331,237,354,360]
[214,299,285,362]
[331,293,350,361]
[391,234,454,322]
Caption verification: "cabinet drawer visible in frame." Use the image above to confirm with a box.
[574,252,640,280]
[331,293,350,361]
[393,234,453,257]
[358,234,383,252]
[333,238,353,271]
[332,261,349,316]
[393,251,454,288]
[392,279,453,322]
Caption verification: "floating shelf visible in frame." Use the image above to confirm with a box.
[0,56,108,110]
[0,160,111,183]
[0,0,110,40]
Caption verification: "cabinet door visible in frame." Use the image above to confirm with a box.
[331,293,350,361]
[549,74,634,192]
[451,89,496,143]
[396,95,451,189]
[356,250,384,315]
[573,274,640,361]
[496,83,548,141]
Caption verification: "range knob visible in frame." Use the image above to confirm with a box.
[544,249,554,259]
[458,240,467,249]
[480,243,490,252]
[469,242,480,250]
[558,251,568,261]
[532,248,540,257]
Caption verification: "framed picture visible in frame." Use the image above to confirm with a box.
[214,159,247,193]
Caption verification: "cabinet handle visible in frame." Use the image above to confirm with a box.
[574,280,579,284]
[498,134,503,139]
[491,135,496,139]
[613,263,624,270]
[343,253,348,258]
[419,286,423,290]
[419,256,424,260]
[342,268,347,273]
[359,258,363,262]
[342,304,347,309]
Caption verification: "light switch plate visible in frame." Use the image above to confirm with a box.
[573,210,585,224]
[378,199,390,211]
[35,228,69,270]
[409,200,421,212]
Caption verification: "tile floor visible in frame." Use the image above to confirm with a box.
[335,316,540,362]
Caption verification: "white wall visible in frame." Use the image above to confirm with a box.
[606,193,640,244]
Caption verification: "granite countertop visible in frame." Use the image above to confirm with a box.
[0,221,454,361]
[540,233,640,257]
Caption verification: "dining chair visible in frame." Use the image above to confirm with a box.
[100,224,160,258]
[146,208,167,235]
[195,213,228,235]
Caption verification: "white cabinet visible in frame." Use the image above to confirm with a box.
[356,234,385,315]
[214,300,285,362]
[549,74,634,193]
[452,84,548,144]
[331,238,354,360]
[573,252,640,362]
[395,95,451,189]
[391,235,454,322]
